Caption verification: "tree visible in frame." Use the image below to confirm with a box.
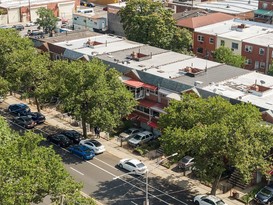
[0,116,95,205]
[214,46,245,68]
[159,94,273,195]
[268,62,273,76]
[0,77,9,97]
[47,58,137,137]
[0,29,33,78]
[6,49,51,112]
[36,8,58,35]
[119,0,192,53]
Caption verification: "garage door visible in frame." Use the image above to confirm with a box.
[58,2,75,19]
[8,8,20,24]
[31,6,46,22]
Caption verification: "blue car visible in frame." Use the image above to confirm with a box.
[8,103,31,116]
[68,145,95,160]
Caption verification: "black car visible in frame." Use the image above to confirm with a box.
[12,24,24,31]
[255,184,273,204]
[28,112,46,124]
[80,0,87,6]
[86,2,95,7]
[13,116,36,129]
[8,103,31,116]
[60,130,83,144]
[47,134,73,148]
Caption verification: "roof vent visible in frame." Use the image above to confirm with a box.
[66,41,72,46]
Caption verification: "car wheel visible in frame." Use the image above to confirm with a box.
[194,201,199,205]
[119,163,123,168]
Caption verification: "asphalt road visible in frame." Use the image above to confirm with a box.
[0,102,195,205]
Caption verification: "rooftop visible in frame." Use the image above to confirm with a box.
[176,12,234,29]
[242,32,273,47]
[0,0,72,8]
[202,72,273,111]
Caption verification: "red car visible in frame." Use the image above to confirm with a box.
[103,7,108,11]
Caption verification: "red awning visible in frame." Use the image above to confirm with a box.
[127,113,139,120]
[124,79,144,88]
[142,83,157,91]
[138,99,157,108]
[148,121,158,128]
[138,116,149,123]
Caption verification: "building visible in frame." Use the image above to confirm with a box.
[193,18,273,72]
[0,0,79,24]
[254,0,273,23]
[30,30,273,130]
[107,2,126,36]
[73,13,107,32]
[169,0,258,20]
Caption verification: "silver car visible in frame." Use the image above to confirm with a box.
[128,131,154,147]
[119,128,141,141]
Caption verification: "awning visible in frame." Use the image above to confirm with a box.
[142,83,157,91]
[158,88,173,95]
[254,9,273,16]
[127,113,139,120]
[124,79,144,88]
[148,121,158,128]
[138,116,149,123]
[166,93,181,100]
[138,99,157,108]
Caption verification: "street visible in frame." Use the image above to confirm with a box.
[0,102,195,205]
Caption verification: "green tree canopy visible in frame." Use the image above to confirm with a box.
[268,62,273,76]
[214,46,245,68]
[0,29,33,78]
[0,77,9,97]
[119,0,192,53]
[0,116,95,205]
[6,49,51,112]
[36,8,58,34]
[159,94,273,195]
[46,58,137,136]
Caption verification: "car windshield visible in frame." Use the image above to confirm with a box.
[260,187,273,197]
[136,163,145,168]
[23,118,32,123]
[181,157,191,163]
[124,130,132,134]
[134,135,142,140]
[90,140,101,146]
[216,200,225,205]
[81,146,91,152]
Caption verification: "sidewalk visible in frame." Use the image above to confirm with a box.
[4,95,247,205]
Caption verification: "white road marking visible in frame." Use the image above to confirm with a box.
[70,167,84,175]
[131,201,138,205]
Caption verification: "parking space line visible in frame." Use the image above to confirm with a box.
[70,167,84,175]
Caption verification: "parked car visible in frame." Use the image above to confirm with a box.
[28,112,46,124]
[255,184,273,204]
[60,130,83,144]
[80,0,87,6]
[12,24,24,31]
[178,156,195,169]
[47,134,73,148]
[68,144,95,160]
[194,195,227,205]
[79,139,105,154]
[118,158,147,175]
[27,30,44,38]
[25,21,36,27]
[8,103,31,116]
[119,128,141,141]
[128,131,154,147]
[86,2,95,7]
[13,116,36,129]
[103,6,108,11]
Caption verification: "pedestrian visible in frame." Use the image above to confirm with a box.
[95,126,100,139]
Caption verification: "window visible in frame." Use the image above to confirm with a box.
[220,40,225,46]
[245,59,252,65]
[152,110,160,118]
[245,45,253,53]
[232,42,239,50]
[260,62,266,68]
[259,48,265,55]
[209,37,214,44]
[262,2,268,9]
[197,35,204,42]
[197,47,203,54]
[255,61,259,69]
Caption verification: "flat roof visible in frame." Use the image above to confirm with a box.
[193,0,258,14]
[243,32,273,47]
[0,0,73,9]
[202,72,273,110]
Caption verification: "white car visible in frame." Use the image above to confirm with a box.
[118,158,147,175]
[25,21,36,27]
[119,128,141,141]
[79,139,105,154]
[128,131,154,147]
[194,195,227,205]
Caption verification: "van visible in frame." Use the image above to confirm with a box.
[77,8,94,14]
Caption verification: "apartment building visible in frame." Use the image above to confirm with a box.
[254,0,273,23]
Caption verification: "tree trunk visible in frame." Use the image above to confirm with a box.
[34,96,41,112]
[210,173,222,195]
[82,114,87,138]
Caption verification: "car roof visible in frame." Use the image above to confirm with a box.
[128,128,139,131]
[141,131,152,135]
[128,159,142,165]
[182,156,194,160]
[204,195,223,203]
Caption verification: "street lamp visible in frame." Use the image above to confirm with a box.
[145,152,178,205]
